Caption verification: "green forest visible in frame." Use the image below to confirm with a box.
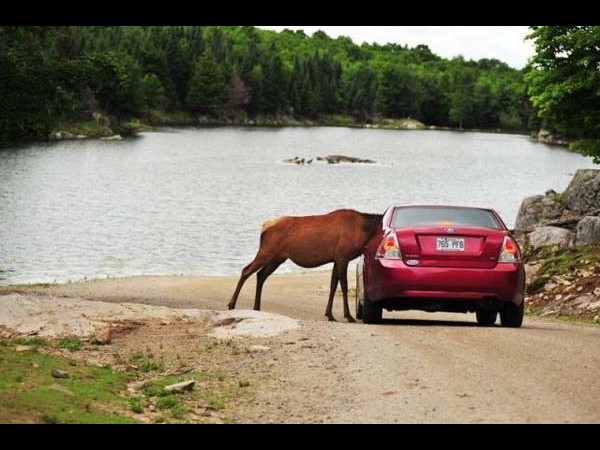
[1,26,598,161]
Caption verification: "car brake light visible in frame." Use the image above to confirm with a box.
[499,236,520,263]
[376,232,402,259]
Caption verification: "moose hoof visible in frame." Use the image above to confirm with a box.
[227,304,235,310]
[326,315,337,322]
[346,316,356,323]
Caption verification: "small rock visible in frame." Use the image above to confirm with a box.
[555,294,563,301]
[238,380,251,388]
[587,300,600,310]
[594,315,600,323]
[577,286,584,292]
[165,380,195,393]
[51,369,69,379]
[32,362,39,369]
[15,345,32,352]
[594,288,600,297]
[91,328,112,345]
[284,341,296,345]
[247,345,270,353]
[125,364,138,372]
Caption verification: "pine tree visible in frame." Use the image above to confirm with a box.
[186,50,227,115]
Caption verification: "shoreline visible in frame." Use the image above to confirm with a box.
[1,114,535,147]
[1,271,597,325]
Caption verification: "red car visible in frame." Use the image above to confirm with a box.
[356,205,525,327]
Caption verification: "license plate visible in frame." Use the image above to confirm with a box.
[436,237,465,252]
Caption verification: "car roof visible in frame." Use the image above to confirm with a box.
[390,205,495,212]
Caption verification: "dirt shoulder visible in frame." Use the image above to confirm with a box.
[2,273,600,423]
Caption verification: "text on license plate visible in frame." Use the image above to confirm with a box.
[436,237,465,251]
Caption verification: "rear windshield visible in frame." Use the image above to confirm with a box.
[391,207,501,229]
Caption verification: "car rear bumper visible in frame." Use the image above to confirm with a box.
[365,259,525,307]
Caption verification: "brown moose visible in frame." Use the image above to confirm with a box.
[228,209,383,322]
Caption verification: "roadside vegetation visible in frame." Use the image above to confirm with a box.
[524,244,600,323]
[0,326,258,424]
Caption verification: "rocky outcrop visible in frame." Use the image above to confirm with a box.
[284,155,376,165]
[536,128,569,146]
[576,216,600,245]
[565,169,600,213]
[515,169,600,250]
[515,194,563,232]
[528,227,573,250]
[324,155,375,164]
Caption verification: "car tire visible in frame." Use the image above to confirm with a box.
[475,310,497,326]
[362,294,382,324]
[500,301,524,328]
[355,291,363,320]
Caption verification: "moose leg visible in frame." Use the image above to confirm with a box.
[325,263,339,321]
[254,260,285,311]
[337,260,355,323]
[228,259,265,310]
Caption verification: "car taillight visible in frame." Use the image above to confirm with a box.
[499,236,520,263]
[376,232,402,259]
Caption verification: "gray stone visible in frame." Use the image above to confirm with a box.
[576,216,600,245]
[101,134,122,140]
[51,369,69,379]
[537,128,569,145]
[515,195,562,232]
[528,226,574,250]
[566,169,600,213]
[515,195,543,232]
[165,380,195,393]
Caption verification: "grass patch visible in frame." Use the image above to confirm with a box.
[120,119,153,135]
[13,337,49,347]
[528,244,600,278]
[156,395,179,410]
[129,396,143,414]
[128,351,164,373]
[320,114,355,126]
[0,343,135,423]
[59,337,82,352]
[54,121,109,138]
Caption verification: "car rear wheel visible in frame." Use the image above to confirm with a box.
[476,310,497,326]
[355,291,364,320]
[500,301,524,328]
[362,295,382,324]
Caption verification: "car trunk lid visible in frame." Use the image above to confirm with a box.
[396,227,505,269]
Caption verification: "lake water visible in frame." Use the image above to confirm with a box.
[0,127,596,285]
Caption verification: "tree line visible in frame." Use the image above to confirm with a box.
[1,26,598,161]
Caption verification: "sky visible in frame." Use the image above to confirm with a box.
[258,26,534,69]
